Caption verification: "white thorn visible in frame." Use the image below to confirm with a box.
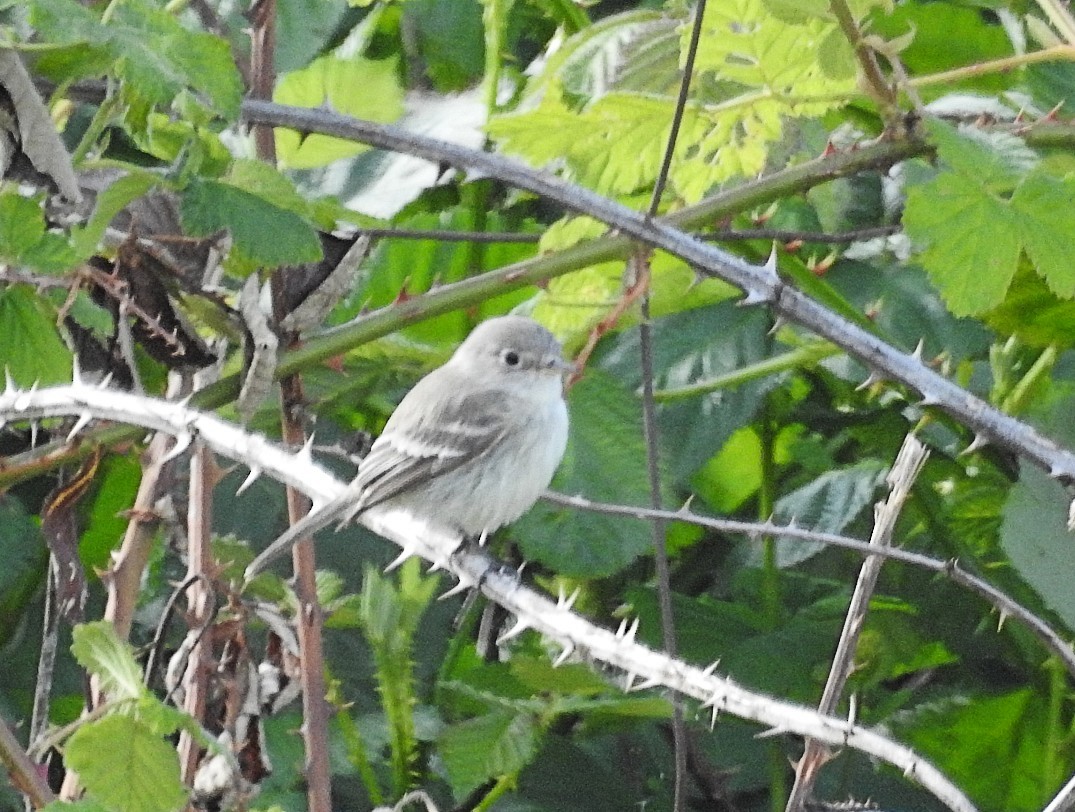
[71,356,84,387]
[66,412,92,441]
[162,432,193,463]
[997,608,1010,631]
[623,617,640,643]
[438,575,475,601]
[4,367,15,393]
[709,704,720,730]
[739,288,772,306]
[552,643,574,667]
[236,466,262,496]
[629,675,662,692]
[755,726,787,740]
[297,435,316,463]
[763,242,779,278]
[910,339,926,363]
[701,660,720,677]
[848,694,858,728]
[615,619,629,638]
[384,545,415,573]
[960,434,989,456]
[30,421,39,448]
[855,372,884,391]
[97,372,114,390]
[557,587,580,612]
[477,528,490,546]
[176,393,194,409]
[496,618,530,645]
[623,671,637,692]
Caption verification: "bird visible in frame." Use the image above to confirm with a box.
[245,315,573,580]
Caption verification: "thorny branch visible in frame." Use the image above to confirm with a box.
[0,383,979,812]
[238,99,1075,487]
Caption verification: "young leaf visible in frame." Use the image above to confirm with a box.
[70,621,146,701]
[903,169,1021,316]
[0,286,73,386]
[438,710,540,798]
[65,714,187,812]
[275,55,404,169]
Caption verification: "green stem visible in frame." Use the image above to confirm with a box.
[481,0,511,116]
[654,342,840,402]
[1002,345,1058,416]
[335,709,385,806]
[757,411,780,631]
[1044,657,1065,793]
[70,94,122,167]
[474,773,516,811]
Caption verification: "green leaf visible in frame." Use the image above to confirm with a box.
[0,286,73,386]
[602,301,777,481]
[72,171,160,257]
[0,497,45,596]
[71,621,146,701]
[926,120,1034,192]
[515,370,654,577]
[1000,462,1075,631]
[903,170,1020,316]
[275,55,404,169]
[985,270,1075,348]
[439,711,540,797]
[65,714,187,812]
[764,461,886,567]
[0,193,45,257]
[30,0,241,117]
[1010,172,1075,298]
[42,801,113,812]
[894,690,1054,811]
[181,177,322,269]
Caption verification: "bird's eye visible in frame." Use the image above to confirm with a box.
[503,350,520,367]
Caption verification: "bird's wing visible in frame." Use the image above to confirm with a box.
[244,382,514,581]
[353,384,513,511]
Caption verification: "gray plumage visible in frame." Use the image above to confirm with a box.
[245,315,571,580]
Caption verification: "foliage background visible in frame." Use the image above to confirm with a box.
[2,0,1075,811]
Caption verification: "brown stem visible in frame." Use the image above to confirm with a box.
[178,442,216,785]
[0,713,55,809]
[829,0,898,119]
[248,0,277,163]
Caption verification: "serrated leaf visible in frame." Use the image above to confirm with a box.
[601,301,776,481]
[30,0,241,117]
[925,120,1034,191]
[763,461,886,567]
[1010,172,1075,298]
[0,193,45,258]
[438,711,540,797]
[985,270,1075,348]
[71,621,145,701]
[42,801,112,812]
[275,55,404,169]
[65,714,187,812]
[893,689,1051,811]
[181,177,322,269]
[903,170,1020,315]
[0,286,73,386]
[1000,462,1075,631]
